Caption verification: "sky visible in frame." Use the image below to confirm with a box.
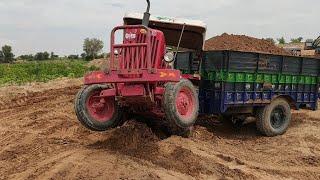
[0,0,319,56]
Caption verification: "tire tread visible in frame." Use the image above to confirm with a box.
[255,98,291,136]
[74,84,123,131]
[163,79,198,137]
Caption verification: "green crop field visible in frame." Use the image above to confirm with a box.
[0,60,98,86]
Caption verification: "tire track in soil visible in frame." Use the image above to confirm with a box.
[0,79,320,179]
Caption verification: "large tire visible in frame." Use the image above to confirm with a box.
[163,79,199,136]
[74,84,124,131]
[255,98,291,136]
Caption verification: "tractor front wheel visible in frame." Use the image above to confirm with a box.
[163,79,199,137]
[74,84,124,131]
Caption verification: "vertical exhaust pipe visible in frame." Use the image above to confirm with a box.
[142,0,150,27]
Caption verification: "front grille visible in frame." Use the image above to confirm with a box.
[110,26,161,73]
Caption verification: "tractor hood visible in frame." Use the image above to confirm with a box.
[123,13,207,50]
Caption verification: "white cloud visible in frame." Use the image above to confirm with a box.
[0,0,319,55]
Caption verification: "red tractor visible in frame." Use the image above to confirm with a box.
[75,0,206,136]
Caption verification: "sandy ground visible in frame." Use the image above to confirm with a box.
[0,79,320,180]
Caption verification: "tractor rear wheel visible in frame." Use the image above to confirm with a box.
[163,79,199,137]
[255,98,291,136]
[74,84,124,131]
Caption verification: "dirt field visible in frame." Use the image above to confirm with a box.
[1,79,320,180]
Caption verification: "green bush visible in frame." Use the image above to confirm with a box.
[0,60,98,85]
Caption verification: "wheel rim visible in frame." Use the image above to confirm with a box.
[175,87,195,119]
[86,91,115,122]
[271,105,286,129]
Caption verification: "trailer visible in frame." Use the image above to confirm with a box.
[176,51,320,135]
[75,0,320,137]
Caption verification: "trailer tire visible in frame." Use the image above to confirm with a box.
[74,84,124,131]
[255,98,291,136]
[163,79,199,137]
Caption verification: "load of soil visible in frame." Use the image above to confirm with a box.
[205,33,291,55]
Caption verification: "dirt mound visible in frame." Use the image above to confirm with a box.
[87,58,109,70]
[90,120,159,154]
[205,33,291,55]
[89,121,212,177]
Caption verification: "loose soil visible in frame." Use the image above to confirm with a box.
[87,58,108,70]
[205,33,291,55]
[0,79,320,179]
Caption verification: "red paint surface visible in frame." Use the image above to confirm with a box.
[84,70,180,84]
[86,91,115,122]
[175,87,195,119]
[119,84,145,96]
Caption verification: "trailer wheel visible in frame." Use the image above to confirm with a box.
[74,84,124,131]
[255,98,291,136]
[163,79,199,136]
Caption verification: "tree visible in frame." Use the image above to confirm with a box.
[80,53,86,59]
[83,38,104,60]
[50,52,59,59]
[34,52,44,60]
[290,37,303,43]
[277,37,286,44]
[34,51,50,61]
[265,38,275,45]
[0,51,4,62]
[43,51,50,60]
[68,55,79,59]
[18,54,34,61]
[1,45,15,63]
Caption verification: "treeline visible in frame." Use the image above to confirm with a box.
[17,52,92,61]
[0,44,90,63]
[19,52,57,61]
[17,52,93,61]
[1,37,107,64]
[17,52,107,62]
[263,37,307,45]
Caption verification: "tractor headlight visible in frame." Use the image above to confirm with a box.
[114,49,119,56]
[164,52,174,63]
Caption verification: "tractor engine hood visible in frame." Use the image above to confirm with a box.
[123,13,207,50]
